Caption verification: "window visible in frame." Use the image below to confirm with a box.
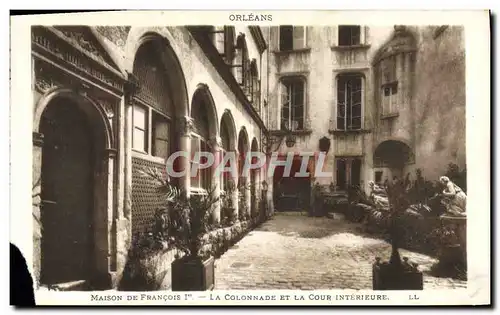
[375,171,383,185]
[250,60,260,109]
[337,74,363,130]
[381,55,397,83]
[209,26,235,63]
[191,100,212,191]
[338,25,361,46]
[133,104,172,158]
[190,135,211,190]
[233,35,248,86]
[132,42,173,159]
[220,121,231,192]
[336,157,362,190]
[213,26,225,55]
[382,82,398,115]
[152,113,170,158]
[280,78,305,131]
[133,105,147,152]
[279,25,306,51]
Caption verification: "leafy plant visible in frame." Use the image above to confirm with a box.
[118,232,164,291]
[141,167,220,260]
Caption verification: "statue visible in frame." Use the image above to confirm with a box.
[439,176,467,216]
[369,181,390,210]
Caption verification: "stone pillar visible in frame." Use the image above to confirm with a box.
[232,149,240,221]
[94,148,116,287]
[178,116,193,197]
[209,136,222,224]
[245,158,251,218]
[32,132,44,287]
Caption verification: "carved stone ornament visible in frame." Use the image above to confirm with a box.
[59,28,108,65]
[208,136,223,149]
[179,116,194,136]
[35,76,59,93]
[96,98,115,119]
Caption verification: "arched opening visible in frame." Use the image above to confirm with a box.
[373,140,413,182]
[130,37,188,237]
[220,111,237,193]
[190,85,218,193]
[273,155,312,212]
[37,94,108,286]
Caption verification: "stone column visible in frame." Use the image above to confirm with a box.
[232,149,240,221]
[178,116,193,197]
[32,132,44,286]
[244,152,251,218]
[209,136,222,224]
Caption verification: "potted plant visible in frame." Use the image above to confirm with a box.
[220,179,236,227]
[143,167,220,291]
[372,176,423,290]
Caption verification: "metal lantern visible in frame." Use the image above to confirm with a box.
[285,134,296,148]
[319,136,331,153]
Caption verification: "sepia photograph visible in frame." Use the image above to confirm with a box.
[9,10,490,306]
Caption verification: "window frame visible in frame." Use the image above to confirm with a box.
[381,82,399,116]
[336,74,364,131]
[190,132,212,192]
[278,25,307,51]
[132,99,173,159]
[335,156,363,191]
[338,25,362,47]
[280,77,306,131]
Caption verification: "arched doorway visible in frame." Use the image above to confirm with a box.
[190,85,218,192]
[373,140,414,181]
[38,96,99,285]
[273,155,312,212]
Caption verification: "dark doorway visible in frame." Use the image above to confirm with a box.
[39,99,94,285]
[273,157,312,211]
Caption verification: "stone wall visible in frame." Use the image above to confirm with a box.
[411,26,466,180]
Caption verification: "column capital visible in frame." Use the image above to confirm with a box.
[208,136,223,150]
[178,116,194,137]
[105,147,118,159]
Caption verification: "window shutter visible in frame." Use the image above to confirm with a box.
[279,26,294,51]
[293,26,305,49]
[153,117,170,158]
[281,82,290,130]
[133,105,147,151]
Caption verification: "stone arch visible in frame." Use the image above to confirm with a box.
[34,88,113,150]
[251,137,259,152]
[125,29,189,118]
[238,127,250,153]
[220,109,237,152]
[33,89,114,287]
[373,139,414,175]
[190,84,219,139]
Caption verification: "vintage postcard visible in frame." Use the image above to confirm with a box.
[9,10,490,306]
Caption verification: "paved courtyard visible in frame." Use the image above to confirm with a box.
[215,212,467,290]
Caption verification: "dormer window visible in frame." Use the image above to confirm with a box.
[207,25,235,64]
[233,34,248,86]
